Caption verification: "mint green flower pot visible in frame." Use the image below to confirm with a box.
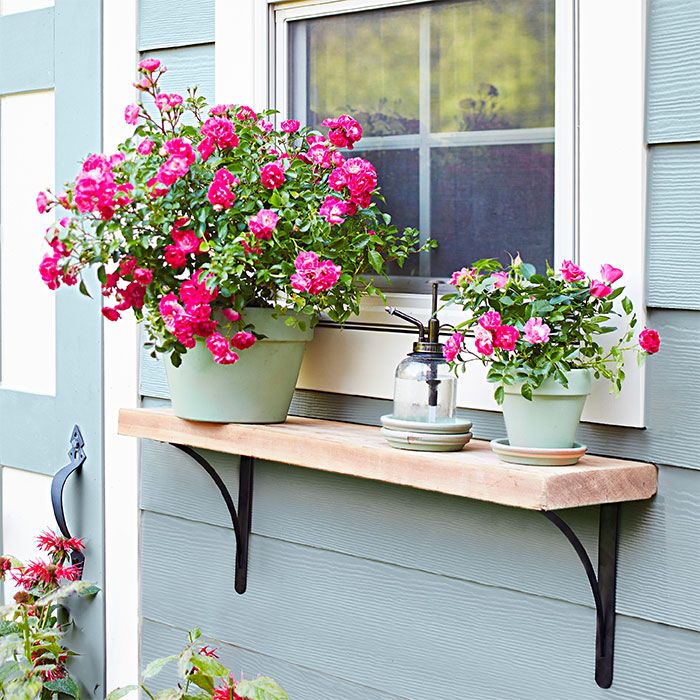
[165,308,314,423]
[502,369,592,449]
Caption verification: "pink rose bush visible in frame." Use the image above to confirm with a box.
[444,257,660,403]
[36,62,424,367]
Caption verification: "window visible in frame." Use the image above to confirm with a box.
[217,0,647,427]
[287,0,556,289]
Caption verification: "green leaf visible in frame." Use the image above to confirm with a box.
[494,385,505,405]
[520,384,533,401]
[368,249,383,274]
[189,655,228,677]
[236,677,288,700]
[106,686,139,700]
[79,280,92,298]
[45,676,81,699]
[621,296,633,315]
[143,654,178,680]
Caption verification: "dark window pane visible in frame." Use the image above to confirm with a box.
[430,144,554,275]
[431,0,555,132]
[289,8,420,136]
[358,149,421,277]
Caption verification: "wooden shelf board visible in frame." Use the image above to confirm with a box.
[118,408,657,511]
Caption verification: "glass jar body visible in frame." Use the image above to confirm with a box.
[393,353,457,423]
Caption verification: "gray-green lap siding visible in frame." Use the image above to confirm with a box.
[137,2,700,698]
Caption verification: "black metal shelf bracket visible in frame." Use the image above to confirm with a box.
[50,425,87,578]
[541,503,621,689]
[172,445,254,594]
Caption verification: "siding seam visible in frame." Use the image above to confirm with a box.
[140,509,700,634]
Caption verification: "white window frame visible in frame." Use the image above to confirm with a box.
[217,0,647,428]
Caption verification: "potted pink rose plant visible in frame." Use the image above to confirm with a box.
[36,59,425,423]
[443,257,660,462]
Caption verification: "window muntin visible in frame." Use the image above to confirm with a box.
[288,0,556,286]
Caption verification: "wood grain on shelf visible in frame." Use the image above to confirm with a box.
[118,408,657,511]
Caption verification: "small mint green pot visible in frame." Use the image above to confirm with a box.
[165,308,314,424]
[502,368,592,449]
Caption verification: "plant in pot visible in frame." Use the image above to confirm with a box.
[443,257,660,464]
[36,59,426,423]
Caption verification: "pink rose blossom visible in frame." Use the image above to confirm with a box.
[154,93,183,112]
[638,327,660,354]
[36,191,48,214]
[449,267,476,287]
[600,263,623,285]
[281,119,300,133]
[206,333,239,365]
[560,259,585,282]
[207,168,238,210]
[197,137,215,162]
[442,332,464,362]
[231,331,256,350]
[137,139,154,155]
[201,117,239,150]
[491,271,508,288]
[259,162,285,189]
[290,251,341,294]
[523,317,551,344]
[164,244,186,268]
[341,157,377,208]
[319,195,348,225]
[474,326,494,356]
[124,104,139,125]
[493,325,520,351]
[328,168,348,192]
[172,226,200,254]
[478,310,502,331]
[138,58,160,72]
[322,114,362,150]
[133,268,153,285]
[222,308,241,323]
[590,280,612,298]
[209,104,232,116]
[236,105,257,121]
[257,119,274,133]
[39,254,61,290]
[102,307,120,321]
[248,209,279,240]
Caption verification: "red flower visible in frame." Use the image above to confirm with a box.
[199,645,219,658]
[639,327,660,354]
[36,529,85,556]
[213,676,242,700]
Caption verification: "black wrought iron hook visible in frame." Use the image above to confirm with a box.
[50,425,87,577]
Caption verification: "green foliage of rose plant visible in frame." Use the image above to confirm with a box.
[0,530,98,699]
[37,59,430,368]
[442,257,661,404]
[107,628,287,700]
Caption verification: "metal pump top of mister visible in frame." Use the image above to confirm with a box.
[380,283,473,452]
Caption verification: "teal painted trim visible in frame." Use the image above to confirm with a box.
[139,0,214,51]
[140,444,700,633]
[648,144,700,309]
[140,511,700,699]
[647,0,700,143]
[140,44,215,104]
[0,7,54,94]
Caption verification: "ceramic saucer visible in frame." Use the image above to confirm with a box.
[380,414,473,435]
[381,427,473,452]
[490,438,587,466]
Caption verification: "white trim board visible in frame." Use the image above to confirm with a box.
[102,0,140,692]
[221,0,647,427]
